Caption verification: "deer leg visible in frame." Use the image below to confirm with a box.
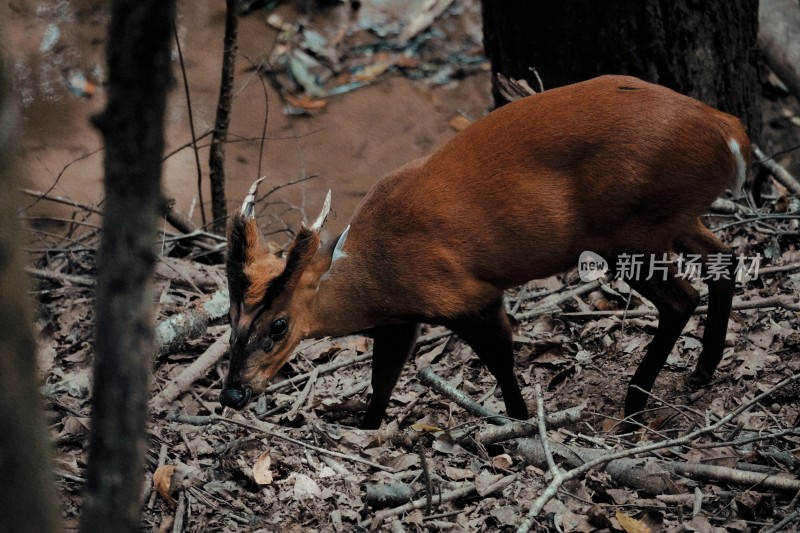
[674,222,735,387]
[445,300,528,421]
[624,265,699,428]
[361,322,420,429]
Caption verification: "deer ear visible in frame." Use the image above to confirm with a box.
[227,214,260,306]
[227,177,267,305]
[311,225,349,281]
[262,228,321,304]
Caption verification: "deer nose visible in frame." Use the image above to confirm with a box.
[219,385,252,410]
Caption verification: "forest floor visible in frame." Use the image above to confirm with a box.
[11,1,800,532]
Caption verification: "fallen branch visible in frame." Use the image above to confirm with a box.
[367,474,516,531]
[162,198,197,235]
[764,508,800,533]
[151,327,230,411]
[466,403,586,446]
[753,145,800,196]
[26,266,95,287]
[709,197,742,214]
[282,366,319,422]
[155,289,229,355]
[673,462,800,492]
[517,438,800,497]
[417,365,507,424]
[20,187,103,216]
[514,279,601,320]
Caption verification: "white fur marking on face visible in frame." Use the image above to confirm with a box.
[728,139,746,199]
[332,225,350,263]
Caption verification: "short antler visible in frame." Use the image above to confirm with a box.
[309,189,332,233]
[241,176,267,218]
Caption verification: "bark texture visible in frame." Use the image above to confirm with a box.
[209,0,240,234]
[79,1,175,531]
[481,0,762,141]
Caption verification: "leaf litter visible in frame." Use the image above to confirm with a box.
[35,181,800,533]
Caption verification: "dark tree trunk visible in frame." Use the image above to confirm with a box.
[79,1,175,531]
[481,0,762,141]
[0,54,60,533]
[209,0,240,235]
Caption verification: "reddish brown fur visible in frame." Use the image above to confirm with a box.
[224,75,750,428]
[313,76,749,330]
[241,219,285,307]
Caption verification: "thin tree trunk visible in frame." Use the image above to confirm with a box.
[79,1,175,531]
[209,0,240,234]
[0,53,60,533]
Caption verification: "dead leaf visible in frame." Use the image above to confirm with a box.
[153,464,176,508]
[616,510,650,533]
[733,349,778,379]
[431,438,467,455]
[253,450,273,485]
[387,453,419,472]
[491,454,513,470]
[411,422,442,433]
[292,473,321,500]
[444,465,474,481]
[415,340,448,370]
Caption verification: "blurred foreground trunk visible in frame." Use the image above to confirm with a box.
[0,52,61,533]
[79,1,175,531]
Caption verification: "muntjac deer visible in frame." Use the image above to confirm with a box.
[221,75,749,430]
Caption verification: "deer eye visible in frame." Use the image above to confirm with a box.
[270,318,288,340]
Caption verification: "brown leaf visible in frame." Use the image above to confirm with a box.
[411,422,442,433]
[253,450,273,485]
[491,453,513,470]
[153,464,176,508]
[616,510,650,533]
[444,466,474,481]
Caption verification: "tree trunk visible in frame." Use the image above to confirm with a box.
[481,0,762,141]
[79,1,175,531]
[0,53,61,533]
[209,0,240,235]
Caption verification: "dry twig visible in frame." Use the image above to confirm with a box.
[212,414,391,472]
[367,474,516,531]
[151,327,230,411]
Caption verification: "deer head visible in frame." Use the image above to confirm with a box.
[220,179,333,409]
